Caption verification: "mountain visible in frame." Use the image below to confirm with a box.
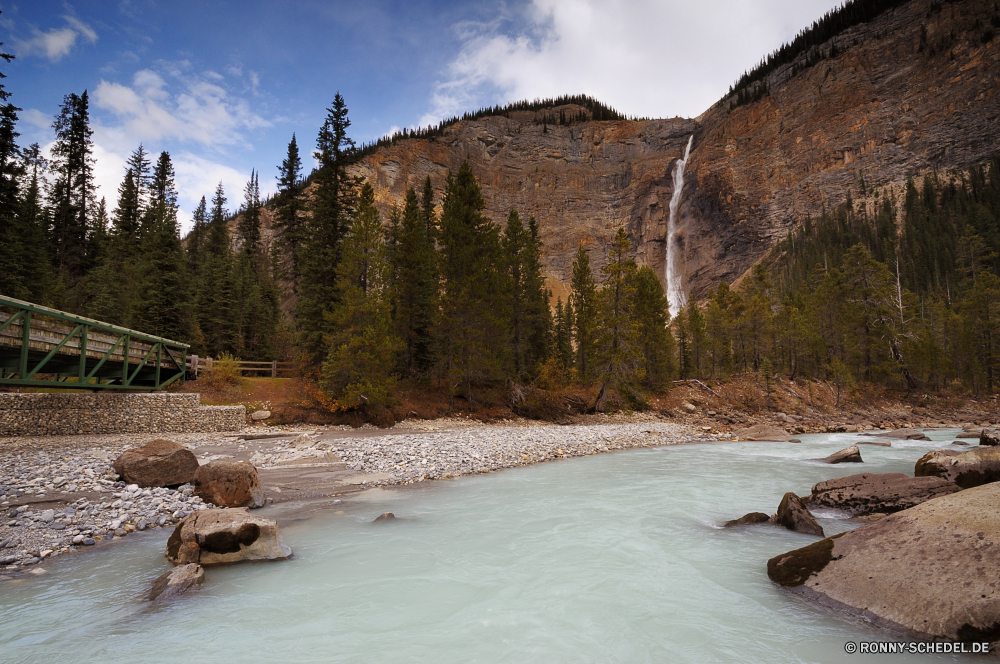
[289,0,998,303]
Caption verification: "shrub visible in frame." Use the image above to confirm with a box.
[204,353,244,390]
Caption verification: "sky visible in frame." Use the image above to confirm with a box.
[3,0,844,233]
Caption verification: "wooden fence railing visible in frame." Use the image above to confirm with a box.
[186,356,296,379]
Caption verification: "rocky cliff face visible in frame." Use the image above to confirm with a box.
[342,0,998,301]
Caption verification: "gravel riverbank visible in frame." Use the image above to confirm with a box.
[256,417,707,484]
[1,415,707,577]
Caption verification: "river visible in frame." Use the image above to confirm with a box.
[0,428,975,662]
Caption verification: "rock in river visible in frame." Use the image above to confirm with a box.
[193,460,265,508]
[166,508,291,566]
[915,446,1000,489]
[861,428,930,441]
[723,512,771,528]
[733,425,801,443]
[820,445,862,464]
[809,472,960,515]
[148,563,205,601]
[776,493,824,537]
[980,429,1000,446]
[112,439,199,488]
[767,482,1000,642]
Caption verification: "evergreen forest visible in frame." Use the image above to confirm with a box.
[2,38,1000,414]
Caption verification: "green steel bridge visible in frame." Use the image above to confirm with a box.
[0,295,188,390]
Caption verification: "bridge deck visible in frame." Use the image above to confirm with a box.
[0,296,188,390]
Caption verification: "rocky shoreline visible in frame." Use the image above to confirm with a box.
[1,415,708,578]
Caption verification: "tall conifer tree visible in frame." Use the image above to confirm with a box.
[274,134,303,291]
[437,162,509,400]
[322,182,401,407]
[570,245,599,383]
[298,93,357,368]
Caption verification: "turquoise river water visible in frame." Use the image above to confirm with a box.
[0,428,982,663]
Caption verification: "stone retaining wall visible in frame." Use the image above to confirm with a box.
[0,393,246,435]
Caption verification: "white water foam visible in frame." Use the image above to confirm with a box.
[666,135,694,319]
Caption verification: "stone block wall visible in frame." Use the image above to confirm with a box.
[0,393,246,436]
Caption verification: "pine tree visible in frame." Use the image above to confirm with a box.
[0,37,24,299]
[421,175,437,243]
[6,145,50,303]
[687,291,708,379]
[186,196,208,279]
[523,217,552,372]
[134,152,190,341]
[48,91,95,289]
[274,134,303,290]
[198,183,235,356]
[237,170,262,258]
[593,228,643,407]
[503,210,551,379]
[298,93,358,368]
[392,187,437,375]
[437,162,509,401]
[231,169,279,359]
[503,209,531,379]
[570,245,599,383]
[126,144,152,217]
[321,182,401,408]
[632,265,676,387]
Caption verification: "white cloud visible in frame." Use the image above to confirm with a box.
[83,65,273,234]
[173,152,257,233]
[92,68,271,154]
[421,0,843,124]
[14,16,97,63]
[22,108,51,132]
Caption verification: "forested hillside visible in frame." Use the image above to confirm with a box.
[1,15,999,415]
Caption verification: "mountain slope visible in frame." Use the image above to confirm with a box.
[339,0,999,301]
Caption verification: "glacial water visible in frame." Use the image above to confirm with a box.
[0,429,980,663]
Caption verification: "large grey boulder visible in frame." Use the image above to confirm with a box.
[810,472,961,515]
[733,424,801,443]
[820,445,862,464]
[112,439,199,488]
[193,461,265,508]
[166,508,291,566]
[776,492,824,537]
[915,446,1000,489]
[148,563,204,601]
[767,483,1000,642]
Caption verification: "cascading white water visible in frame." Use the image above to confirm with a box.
[666,135,694,319]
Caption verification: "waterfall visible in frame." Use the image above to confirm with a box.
[666,135,693,319]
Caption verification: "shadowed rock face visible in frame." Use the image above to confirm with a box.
[776,492,824,537]
[282,0,994,305]
[810,472,961,515]
[768,483,1000,642]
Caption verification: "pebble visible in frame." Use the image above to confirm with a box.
[249,417,705,486]
[0,432,229,574]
